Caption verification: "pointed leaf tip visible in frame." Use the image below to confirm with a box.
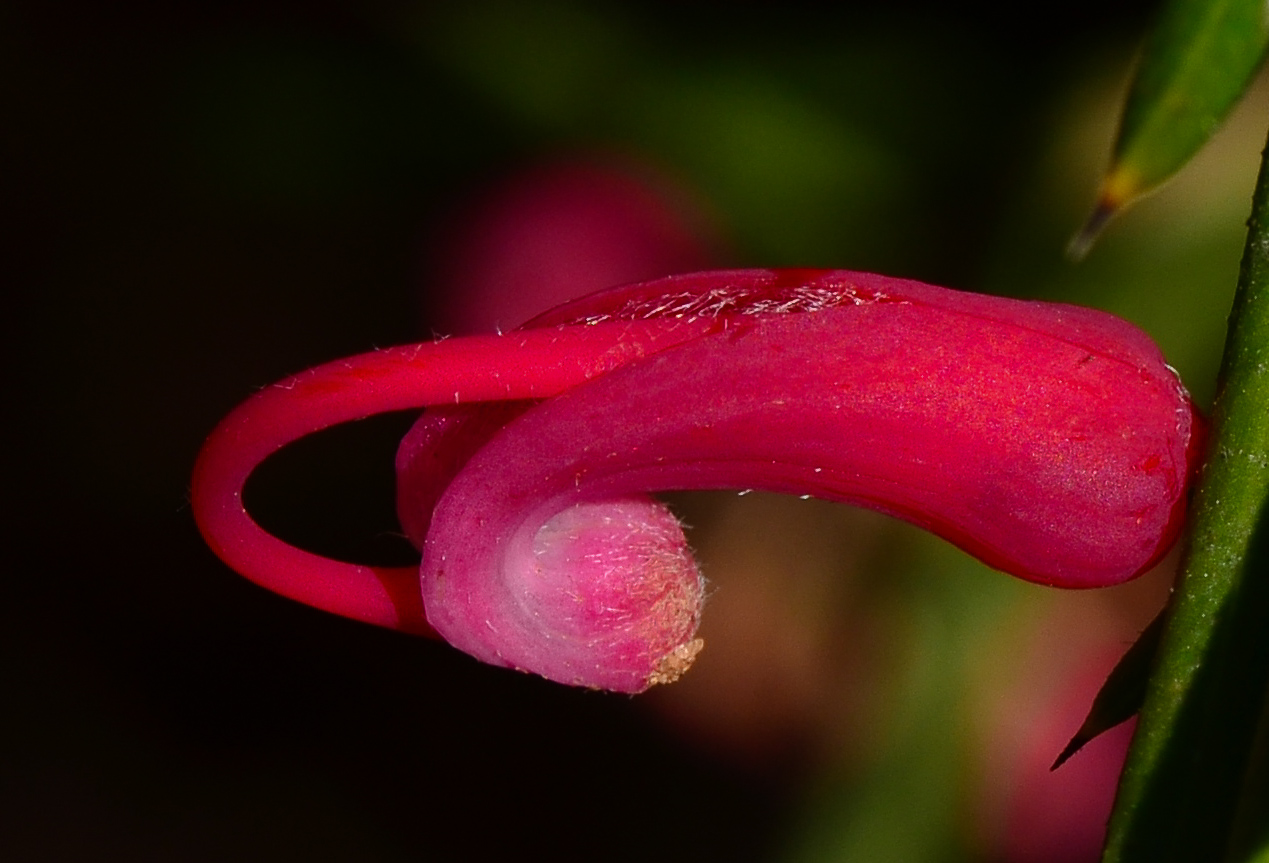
[1051,612,1164,771]
[1052,730,1093,771]
[1090,0,1269,233]
[1067,200,1119,262]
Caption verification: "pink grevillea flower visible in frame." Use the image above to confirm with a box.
[191,269,1201,693]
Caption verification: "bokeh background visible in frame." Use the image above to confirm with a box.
[7,1,1266,860]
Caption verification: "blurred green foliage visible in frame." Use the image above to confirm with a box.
[1097,0,1267,217]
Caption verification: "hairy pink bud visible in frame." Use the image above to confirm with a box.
[191,270,1201,692]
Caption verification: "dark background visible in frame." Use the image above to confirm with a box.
[9,1,1236,861]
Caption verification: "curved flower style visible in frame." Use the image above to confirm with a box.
[191,269,1202,692]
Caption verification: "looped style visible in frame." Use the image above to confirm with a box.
[191,269,1202,692]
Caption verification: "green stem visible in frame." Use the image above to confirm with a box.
[1102,129,1269,861]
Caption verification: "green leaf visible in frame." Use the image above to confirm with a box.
[1071,0,1268,257]
[1101,122,1269,863]
[1052,611,1164,771]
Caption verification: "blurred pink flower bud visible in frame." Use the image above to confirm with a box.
[427,157,713,334]
[976,624,1147,863]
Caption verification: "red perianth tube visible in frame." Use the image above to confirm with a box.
[192,270,1201,691]
[190,314,726,633]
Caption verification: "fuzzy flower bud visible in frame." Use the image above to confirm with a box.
[191,270,1201,692]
